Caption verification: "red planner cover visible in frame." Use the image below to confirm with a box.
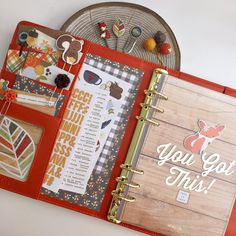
[0,21,235,236]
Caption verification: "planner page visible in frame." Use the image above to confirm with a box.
[121,75,236,236]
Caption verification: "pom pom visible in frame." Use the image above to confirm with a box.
[154,31,166,44]
[55,74,70,89]
[143,38,157,52]
[158,43,172,55]
[4,90,17,102]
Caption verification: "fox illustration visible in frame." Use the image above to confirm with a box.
[183,120,225,156]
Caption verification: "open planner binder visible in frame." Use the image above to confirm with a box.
[0,21,235,236]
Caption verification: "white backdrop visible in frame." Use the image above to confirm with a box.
[0,1,236,236]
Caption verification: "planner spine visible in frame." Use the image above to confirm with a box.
[107,68,168,223]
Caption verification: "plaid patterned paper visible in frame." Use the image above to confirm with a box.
[6,49,58,74]
[6,50,28,73]
[41,53,144,210]
[86,55,141,174]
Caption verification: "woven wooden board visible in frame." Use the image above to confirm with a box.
[61,2,181,70]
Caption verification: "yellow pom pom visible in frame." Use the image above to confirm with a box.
[143,38,157,52]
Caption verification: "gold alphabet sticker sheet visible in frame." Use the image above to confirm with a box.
[121,76,236,236]
[41,54,144,210]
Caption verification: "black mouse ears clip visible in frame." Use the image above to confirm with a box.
[48,34,84,107]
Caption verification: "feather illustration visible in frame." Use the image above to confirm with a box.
[0,116,35,180]
[101,119,112,129]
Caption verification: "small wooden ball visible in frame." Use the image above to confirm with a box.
[143,38,157,52]
[158,43,172,55]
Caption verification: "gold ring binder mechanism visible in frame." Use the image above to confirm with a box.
[108,68,168,223]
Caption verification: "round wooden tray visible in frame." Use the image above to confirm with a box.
[61,2,181,70]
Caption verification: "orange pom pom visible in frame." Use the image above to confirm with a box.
[143,38,157,52]
[4,90,17,102]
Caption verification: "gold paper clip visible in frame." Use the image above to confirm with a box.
[116,176,140,189]
[144,90,168,100]
[120,163,144,175]
[136,116,160,126]
[140,103,164,113]
[111,190,136,202]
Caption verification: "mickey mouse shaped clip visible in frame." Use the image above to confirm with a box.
[56,34,84,73]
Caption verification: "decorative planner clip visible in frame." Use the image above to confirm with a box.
[48,74,70,107]
[98,22,111,48]
[143,31,171,66]
[0,79,10,100]
[18,31,29,57]
[0,79,11,113]
[56,34,84,73]
[113,19,125,50]
[123,26,142,54]
[21,29,39,71]
[0,83,17,117]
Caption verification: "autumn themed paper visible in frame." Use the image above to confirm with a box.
[6,49,58,74]
[13,76,64,116]
[6,49,74,89]
[41,53,144,210]
[121,76,236,236]
[0,117,42,181]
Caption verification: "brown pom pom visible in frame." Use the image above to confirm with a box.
[154,31,166,44]
[55,74,70,89]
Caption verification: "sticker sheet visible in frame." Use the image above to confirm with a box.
[42,80,96,192]
[60,82,107,194]
[41,53,144,210]
[59,65,133,194]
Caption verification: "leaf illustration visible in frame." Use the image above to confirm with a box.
[0,116,35,180]
[113,19,125,38]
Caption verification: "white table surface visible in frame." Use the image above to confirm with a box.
[0,1,236,236]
